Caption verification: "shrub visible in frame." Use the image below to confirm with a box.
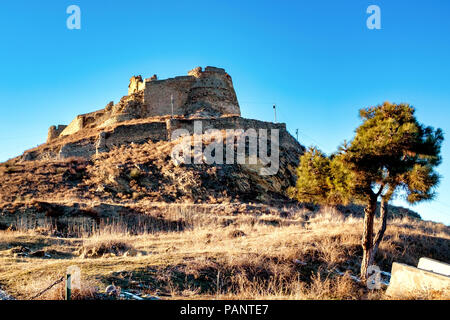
[129,168,141,180]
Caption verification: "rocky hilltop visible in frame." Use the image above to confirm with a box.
[23,66,300,162]
[0,66,310,228]
[0,66,420,232]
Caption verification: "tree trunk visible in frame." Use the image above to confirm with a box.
[369,197,388,267]
[360,194,377,280]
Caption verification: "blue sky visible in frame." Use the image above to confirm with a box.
[0,0,449,224]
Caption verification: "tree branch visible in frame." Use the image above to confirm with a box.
[370,189,393,265]
[375,184,385,197]
[373,197,388,251]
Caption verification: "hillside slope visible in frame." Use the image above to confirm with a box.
[0,128,420,228]
[0,121,446,301]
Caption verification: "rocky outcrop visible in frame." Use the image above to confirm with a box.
[96,132,107,155]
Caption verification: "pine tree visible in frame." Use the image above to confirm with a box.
[290,102,443,280]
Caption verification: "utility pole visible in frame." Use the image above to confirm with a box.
[171,94,174,118]
[273,104,277,123]
[296,129,299,141]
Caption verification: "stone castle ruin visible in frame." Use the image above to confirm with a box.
[52,66,241,139]
[129,66,240,118]
[23,66,302,161]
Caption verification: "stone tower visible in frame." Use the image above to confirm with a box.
[141,66,241,118]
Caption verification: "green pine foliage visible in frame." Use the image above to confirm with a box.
[291,102,443,207]
[343,102,443,203]
[290,102,444,279]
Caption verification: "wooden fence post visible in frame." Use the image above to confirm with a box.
[65,273,71,300]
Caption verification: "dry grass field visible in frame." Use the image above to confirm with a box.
[0,136,448,300]
[0,206,448,300]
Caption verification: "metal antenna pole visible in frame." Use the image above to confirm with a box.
[273,104,277,123]
[296,129,299,141]
[171,94,174,118]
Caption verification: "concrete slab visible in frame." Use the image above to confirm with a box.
[418,257,450,277]
[386,262,450,298]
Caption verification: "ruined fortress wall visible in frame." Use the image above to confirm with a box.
[51,67,242,141]
[143,76,195,117]
[58,122,168,159]
[60,109,109,137]
[47,125,68,143]
[28,67,304,164]
[167,116,301,155]
[59,138,97,159]
[102,117,288,151]
[183,67,240,116]
[60,116,85,136]
[25,116,302,161]
[104,122,168,148]
[167,117,286,137]
[142,67,240,118]
[128,76,145,95]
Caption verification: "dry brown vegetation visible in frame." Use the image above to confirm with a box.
[0,137,274,205]
[0,207,448,300]
[0,129,446,300]
[0,136,421,222]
